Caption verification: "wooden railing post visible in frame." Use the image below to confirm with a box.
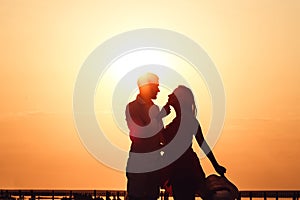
[30,190,35,200]
[93,190,96,199]
[116,191,121,200]
[163,191,169,200]
[293,191,297,200]
[105,191,110,200]
[52,190,54,200]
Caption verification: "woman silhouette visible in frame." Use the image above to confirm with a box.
[163,85,226,200]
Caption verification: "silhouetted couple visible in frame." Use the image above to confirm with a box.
[125,73,226,200]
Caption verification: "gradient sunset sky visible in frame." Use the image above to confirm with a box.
[0,1,299,190]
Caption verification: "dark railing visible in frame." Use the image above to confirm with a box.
[238,191,299,200]
[1,190,299,200]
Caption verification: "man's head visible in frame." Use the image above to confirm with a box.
[137,72,160,100]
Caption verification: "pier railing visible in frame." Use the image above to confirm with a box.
[1,190,299,200]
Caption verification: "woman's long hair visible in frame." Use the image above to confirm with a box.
[174,85,197,117]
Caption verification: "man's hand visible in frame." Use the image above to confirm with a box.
[159,104,171,118]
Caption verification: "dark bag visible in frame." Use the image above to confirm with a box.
[205,174,239,200]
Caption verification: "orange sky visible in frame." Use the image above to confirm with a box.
[0,0,299,190]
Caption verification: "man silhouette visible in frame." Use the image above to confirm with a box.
[125,72,170,200]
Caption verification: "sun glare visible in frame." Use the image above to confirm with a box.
[94,49,212,153]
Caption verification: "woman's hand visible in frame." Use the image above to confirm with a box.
[215,164,227,176]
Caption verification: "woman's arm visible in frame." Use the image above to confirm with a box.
[195,125,227,176]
